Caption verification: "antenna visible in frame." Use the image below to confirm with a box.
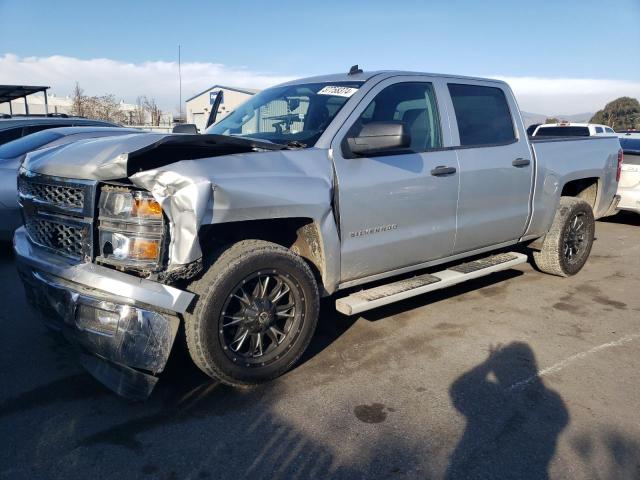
[348,64,363,75]
[178,45,183,120]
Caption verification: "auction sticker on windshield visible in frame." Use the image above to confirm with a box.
[317,86,359,97]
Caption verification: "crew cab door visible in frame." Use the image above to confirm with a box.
[445,82,533,253]
[331,77,459,283]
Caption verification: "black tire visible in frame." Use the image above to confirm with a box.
[532,197,595,277]
[184,240,319,386]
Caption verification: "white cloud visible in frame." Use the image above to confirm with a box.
[0,53,294,113]
[491,75,640,115]
[1,54,638,116]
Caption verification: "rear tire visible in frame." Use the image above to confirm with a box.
[184,240,319,386]
[532,197,595,277]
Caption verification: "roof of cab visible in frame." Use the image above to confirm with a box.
[277,70,510,87]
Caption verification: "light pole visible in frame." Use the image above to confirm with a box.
[178,45,183,121]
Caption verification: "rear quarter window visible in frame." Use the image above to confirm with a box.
[448,83,515,146]
[534,126,590,137]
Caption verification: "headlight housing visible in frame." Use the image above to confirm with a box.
[97,187,165,270]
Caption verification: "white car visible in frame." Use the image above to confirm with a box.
[617,133,640,214]
[533,122,616,137]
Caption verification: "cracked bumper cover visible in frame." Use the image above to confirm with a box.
[13,227,195,399]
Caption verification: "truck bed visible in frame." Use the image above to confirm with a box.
[524,135,620,239]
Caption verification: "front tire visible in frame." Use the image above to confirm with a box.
[532,197,595,277]
[184,240,319,386]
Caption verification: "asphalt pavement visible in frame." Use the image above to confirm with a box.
[1,212,639,480]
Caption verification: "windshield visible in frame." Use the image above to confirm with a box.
[0,130,63,158]
[206,82,362,146]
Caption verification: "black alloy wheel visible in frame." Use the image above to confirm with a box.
[219,270,305,367]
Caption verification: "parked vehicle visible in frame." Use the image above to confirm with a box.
[526,123,541,136]
[0,127,141,240]
[532,122,616,137]
[0,116,120,146]
[617,133,640,214]
[14,70,621,398]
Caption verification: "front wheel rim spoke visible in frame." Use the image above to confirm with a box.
[268,326,286,345]
[276,304,295,318]
[223,315,245,327]
[231,329,249,351]
[271,284,291,303]
[251,275,271,299]
[260,276,271,298]
[233,288,253,307]
[251,333,264,357]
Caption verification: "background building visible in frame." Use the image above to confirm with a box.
[0,89,173,129]
[185,85,257,132]
[0,91,73,116]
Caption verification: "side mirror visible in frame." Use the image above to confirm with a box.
[346,121,410,156]
[172,123,199,134]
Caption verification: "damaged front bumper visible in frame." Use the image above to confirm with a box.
[14,227,195,399]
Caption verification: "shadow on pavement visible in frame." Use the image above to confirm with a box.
[444,342,569,480]
[599,211,640,227]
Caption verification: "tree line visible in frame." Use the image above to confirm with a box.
[69,82,164,126]
[589,97,639,130]
[541,97,639,130]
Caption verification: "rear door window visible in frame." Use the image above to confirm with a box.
[595,127,604,133]
[448,84,515,146]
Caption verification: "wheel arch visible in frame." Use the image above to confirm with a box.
[198,217,338,295]
[560,177,599,210]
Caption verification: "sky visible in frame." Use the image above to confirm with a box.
[0,0,639,115]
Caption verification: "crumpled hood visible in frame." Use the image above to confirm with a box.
[23,132,169,180]
[22,133,283,180]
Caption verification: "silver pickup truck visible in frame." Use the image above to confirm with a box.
[14,70,622,398]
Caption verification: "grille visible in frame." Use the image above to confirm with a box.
[18,170,96,261]
[25,217,85,259]
[18,176,84,209]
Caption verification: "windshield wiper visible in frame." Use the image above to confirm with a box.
[282,140,307,149]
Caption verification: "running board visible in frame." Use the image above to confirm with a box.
[335,252,528,316]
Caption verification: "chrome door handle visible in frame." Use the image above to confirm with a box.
[430,165,457,176]
[512,158,531,167]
